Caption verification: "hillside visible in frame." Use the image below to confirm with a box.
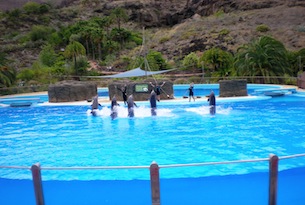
[0,0,305,72]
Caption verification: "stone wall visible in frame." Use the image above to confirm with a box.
[48,80,97,102]
[219,79,247,97]
[108,81,173,101]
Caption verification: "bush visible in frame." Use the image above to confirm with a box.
[17,68,35,82]
[182,52,199,71]
[23,2,41,14]
[219,29,230,36]
[159,36,170,44]
[256,24,270,32]
[29,25,53,41]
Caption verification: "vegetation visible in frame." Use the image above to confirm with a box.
[256,24,270,32]
[0,1,304,94]
[0,53,16,87]
[233,36,290,83]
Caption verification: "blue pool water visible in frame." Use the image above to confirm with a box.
[1,84,305,205]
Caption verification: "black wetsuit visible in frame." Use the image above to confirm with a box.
[189,86,194,97]
[118,86,127,105]
[155,86,161,96]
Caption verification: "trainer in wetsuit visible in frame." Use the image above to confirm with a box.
[117,84,127,105]
[150,82,165,102]
[188,83,195,102]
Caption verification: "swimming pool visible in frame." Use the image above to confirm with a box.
[0,84,305,205]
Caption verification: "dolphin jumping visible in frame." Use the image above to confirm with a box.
[150,90,157,116]
[91,95,101,116]
[208,91,216,115]
[127,95,137,117]
[110,96,119,120]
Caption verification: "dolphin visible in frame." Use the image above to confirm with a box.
[208,91,216,115]
[150,90,157,116]
[91,95,100,116]
[127,95,136,117]
[110,96,119,120]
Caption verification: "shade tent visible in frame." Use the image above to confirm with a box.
[87,67,176,78]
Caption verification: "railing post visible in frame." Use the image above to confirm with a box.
[150,161,160,205]
[31,163,45,205]
[268,154,279,205]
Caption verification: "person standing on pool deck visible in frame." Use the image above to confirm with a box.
[150,81,166,102]
[208,90,216,115]
[188,82,195,102]
[116,84,127,105]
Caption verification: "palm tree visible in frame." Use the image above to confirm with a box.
[110,7,128,30]
[0,53,15,87]
[234,36,290,83]
[64,41,86,76]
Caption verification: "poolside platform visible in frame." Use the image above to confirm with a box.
[254,88,297,96]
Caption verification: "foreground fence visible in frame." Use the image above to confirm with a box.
[1,153,305,205]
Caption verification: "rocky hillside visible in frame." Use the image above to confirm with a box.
[0,0,305,71]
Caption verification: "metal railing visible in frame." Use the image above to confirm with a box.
[1,153,305,205]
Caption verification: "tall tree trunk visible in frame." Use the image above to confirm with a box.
[91,40,95,60]
[98,42,102,60]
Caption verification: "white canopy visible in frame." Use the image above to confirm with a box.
[87,67,176,78]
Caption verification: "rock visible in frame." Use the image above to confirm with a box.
[219,79,248,97]
[109,81,174,101]
[48,80,97,102]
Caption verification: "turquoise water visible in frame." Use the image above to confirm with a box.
[0,84,305,181]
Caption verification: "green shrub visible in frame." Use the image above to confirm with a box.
[256,24,270,32]
[219,29,230,36]
[23,2,41,14]
[17,68,35,82]
[29,25,53,41]
[182,52,199,71]
[159,36,170,44]
[214,9,225,18]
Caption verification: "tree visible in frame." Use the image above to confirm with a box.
[287,48,305,76]
[182,52,199,71]
[146,50,168,71]
[0,53,15,87]
[110,7,128,30]
[201,48,233,77]
[64,41,86,76]
[234,36,290,83]
[39,44,58,67]
[110,28,131,50]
